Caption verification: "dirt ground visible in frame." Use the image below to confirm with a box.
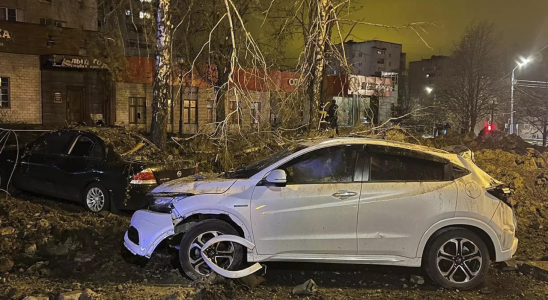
[2,131,548,299]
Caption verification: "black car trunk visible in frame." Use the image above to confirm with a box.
[147,160,196,184]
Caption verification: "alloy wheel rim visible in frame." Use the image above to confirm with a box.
[436,238,482,283]
[188,231,236,276]
[86,187,105,212]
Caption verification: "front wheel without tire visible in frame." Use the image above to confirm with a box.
[179,219,244,281]
[83,183,110,213]
[425,228,490,290]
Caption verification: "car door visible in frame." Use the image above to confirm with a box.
[15,135,52,194]
[52,134,104,201]
[16,132,76,196]
[250,144,363,256]
[357,146,458,259]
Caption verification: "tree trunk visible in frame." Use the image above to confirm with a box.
[308,0,331,130]
[542,122,548,147]
[150,0,172,149]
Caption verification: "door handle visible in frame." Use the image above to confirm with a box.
[332,190,357,199]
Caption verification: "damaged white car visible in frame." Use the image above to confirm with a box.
[124,138,518,290]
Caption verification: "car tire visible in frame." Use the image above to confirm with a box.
[424,228,490,290]
[179,219,244,281]
[83,183,110,213]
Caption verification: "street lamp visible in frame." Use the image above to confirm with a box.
[425,86,433,94]
[510,57,531,134]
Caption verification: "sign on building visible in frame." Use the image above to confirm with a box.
[0,29,13,40]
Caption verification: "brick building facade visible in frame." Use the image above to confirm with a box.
[0,52,41,123]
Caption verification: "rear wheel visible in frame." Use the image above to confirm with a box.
[424,228,490,290]
[179,219,244,281]
[83,183,110,213]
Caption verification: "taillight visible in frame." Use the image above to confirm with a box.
[130,168,157,185]
[487,185,512,207]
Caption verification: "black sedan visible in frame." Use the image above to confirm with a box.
[0,128,196,212]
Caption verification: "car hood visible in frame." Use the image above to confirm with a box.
[152,177,237,195]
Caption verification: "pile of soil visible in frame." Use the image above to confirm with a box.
[423,131,548,260]
[0,195,189,298]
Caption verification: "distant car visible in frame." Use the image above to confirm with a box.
[0,128,196,213]
[124,138,517,290]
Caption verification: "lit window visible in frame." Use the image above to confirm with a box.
[129,97,146,124]
[140,0,152,2]
[0,78,9,108]
[183,99,197,124]
[139,11,151,19]
[125,9,131,16]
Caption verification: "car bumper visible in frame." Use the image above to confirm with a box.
[498,237,519,262]
[124,210,175,258]
[116,184,156,211]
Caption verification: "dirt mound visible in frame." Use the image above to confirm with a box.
[0,195,188,294]
[470,131,545,155]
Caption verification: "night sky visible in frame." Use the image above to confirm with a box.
[278,0,548,78]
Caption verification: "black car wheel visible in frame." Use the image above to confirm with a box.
[179,219,244,281]
[424,228,490,290]
[83,183,110,213]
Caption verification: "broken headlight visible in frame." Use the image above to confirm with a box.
[148,193,191,213]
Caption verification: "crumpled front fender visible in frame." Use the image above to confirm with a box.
[124,210,175,258]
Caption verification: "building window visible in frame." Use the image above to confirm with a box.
[250,102,261,125]
[389,62,391,67]
[140,0,152,2]
[129,97,147,124]
[229,101,241,124]
[358,62,362,66]
[183,99,197,124]
[377,58,385,64]
[207,100,215,123]
[0,8,19,21]
[78,0,85,9]
[125,9,131,16]
[377,50,385,55]
[168,99,173,124]
[139,11,151,19]
[359,53,362,57]
[0,78,9,108]
[389,53,391,58]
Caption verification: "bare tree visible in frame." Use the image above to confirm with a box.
[437,22,505,133]
[150,0,172,149]
[516,86,548,146]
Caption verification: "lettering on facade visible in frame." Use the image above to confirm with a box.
[288,78,299,86]
[54,92,62,104]
[54,57,107,69]
[0,29,13,41]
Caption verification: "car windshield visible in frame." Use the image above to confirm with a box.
[226,144,307,179]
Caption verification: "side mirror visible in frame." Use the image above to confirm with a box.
[265,169,287,186]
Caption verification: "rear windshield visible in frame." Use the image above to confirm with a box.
[226,145,307,179]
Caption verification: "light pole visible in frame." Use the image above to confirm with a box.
[510,57,531,134]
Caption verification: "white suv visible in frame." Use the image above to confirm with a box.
[124,138,518,290]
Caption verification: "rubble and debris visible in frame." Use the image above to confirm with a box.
[0,256,14,273]
[500,259,519,272]
[518,261,548,282]
[409,275,425,285]
[0,226,15,236]
[292,279,318,296]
